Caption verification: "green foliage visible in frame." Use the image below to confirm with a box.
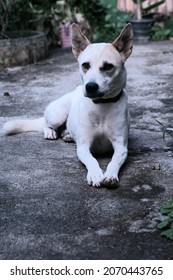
[65,0,131,43]
[28,0,76,47]
[151,25,171,41]
[0,0,131,45]
[92,2,131,42]
[0,0,77,45]
[1,0,170,45]
[157,199,173,241]
[164,18,173,36]
[0,0,33,38]
[73,0,107,39]
[100,0,117,7]
[150,15,173,41]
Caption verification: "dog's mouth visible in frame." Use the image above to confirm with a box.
[85,91,105,99]
[84,82,105,99]
[84,82,124,104]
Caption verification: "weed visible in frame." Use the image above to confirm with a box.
[157,199,173,241]
[156,120,173,142]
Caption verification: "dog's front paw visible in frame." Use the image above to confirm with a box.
[44,127,57,140]
[87,169,103,187]
[102,172,119,188]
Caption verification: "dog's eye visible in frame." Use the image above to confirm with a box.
[100,63,115,72]
[82,62,90,71]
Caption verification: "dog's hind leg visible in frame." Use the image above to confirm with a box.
[43,87,80,140]
[61,129,74,142]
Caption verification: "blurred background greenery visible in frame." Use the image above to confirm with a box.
[0,0,173,47]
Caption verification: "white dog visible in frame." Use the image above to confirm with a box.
[2,23,133,187]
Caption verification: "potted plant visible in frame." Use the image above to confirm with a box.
[57,0,76,48]
[129,0,166,42]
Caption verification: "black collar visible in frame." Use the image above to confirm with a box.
[92,90,123,104]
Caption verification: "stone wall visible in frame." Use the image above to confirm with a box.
[0,32,48,70]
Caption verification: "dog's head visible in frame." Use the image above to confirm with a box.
[71,23,133,100]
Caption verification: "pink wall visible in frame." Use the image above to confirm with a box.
[117,0,173,15]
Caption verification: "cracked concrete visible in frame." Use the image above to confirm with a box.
[0,42,173,260]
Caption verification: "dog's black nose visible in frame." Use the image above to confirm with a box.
[85,82,99,94]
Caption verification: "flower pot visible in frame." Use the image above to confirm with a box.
[0,31,48,69]
[129,19,154,43]
[59,22,71,49]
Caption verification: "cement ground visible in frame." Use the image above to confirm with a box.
[0,41,173,260]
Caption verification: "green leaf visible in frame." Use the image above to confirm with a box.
[161,199,173,211]
[158,199,173,241]
[168,210,173,218]
[157,219,170,229]
[161,229,173,241]
[161,208,171,215]
[143,0,165,13]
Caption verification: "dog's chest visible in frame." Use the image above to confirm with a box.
[89,110,102,125]
[88,106,114,133]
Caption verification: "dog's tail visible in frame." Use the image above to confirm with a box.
[2,117,44,135]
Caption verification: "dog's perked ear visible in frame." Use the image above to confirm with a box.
[71,23,90,59]
[112,23,133,60]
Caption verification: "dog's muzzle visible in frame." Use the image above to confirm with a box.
[85,82,104,99]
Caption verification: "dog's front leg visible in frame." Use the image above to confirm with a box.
[77,144,103,187]
[103,141,128,187]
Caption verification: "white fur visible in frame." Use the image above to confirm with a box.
[2,24,133,187]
